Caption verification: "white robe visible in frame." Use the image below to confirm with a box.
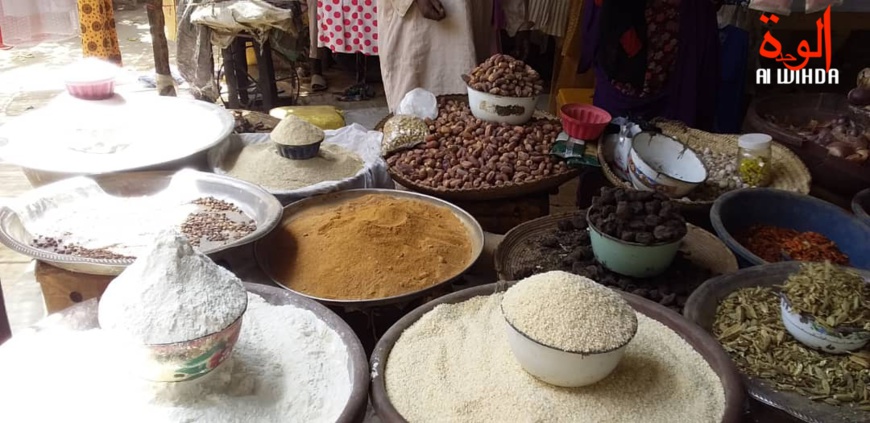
[378,0,492,112]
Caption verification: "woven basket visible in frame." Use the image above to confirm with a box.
[494,212,738,281]
[380,95,582,202]
[598,120,812,210]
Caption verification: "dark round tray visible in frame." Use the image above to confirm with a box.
[684,262,870,423]
[370,282,745,423]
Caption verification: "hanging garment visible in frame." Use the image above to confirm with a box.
[378,0,483,111]
[77,0,122,65]
[318,0,378,55]
[528,0,570,37]
[0,0,78,47]
[714,24,749,133]
[580,0,719,130]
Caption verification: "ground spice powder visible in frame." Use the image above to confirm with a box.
[266,194,473,300]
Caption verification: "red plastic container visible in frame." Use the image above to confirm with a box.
[560,104,612,140]
[65,80,116,100]
[63,58,118,100]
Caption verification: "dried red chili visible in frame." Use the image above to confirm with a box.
[740,225,849,265]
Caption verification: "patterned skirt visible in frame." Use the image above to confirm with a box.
[77,0,122,65]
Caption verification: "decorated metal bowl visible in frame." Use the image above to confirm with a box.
[779,294,870,354]
[125,309,246,383]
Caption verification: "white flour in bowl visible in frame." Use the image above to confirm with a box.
[98,230,247,344]
[0,294,352,423]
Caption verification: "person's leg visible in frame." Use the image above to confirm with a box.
[308,0,327,91]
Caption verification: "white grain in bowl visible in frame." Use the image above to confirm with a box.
[501,271,638,353]
[271,115,325,146]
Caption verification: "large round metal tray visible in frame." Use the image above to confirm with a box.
[0,170,283,276]
[7,282,370,423]
[254,188,485,308]
[684,262,870,423]
[0,93,234,177]
[370,282,745,423]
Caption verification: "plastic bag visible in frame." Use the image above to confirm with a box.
[269,106,346,130]
[806,0,842,14]
[381,115,430,155]
[748,0,793,15]
[396,88,438,120]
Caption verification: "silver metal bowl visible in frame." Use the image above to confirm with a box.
[0,170,283,275]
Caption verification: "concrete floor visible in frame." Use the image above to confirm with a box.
[0,4,577,334]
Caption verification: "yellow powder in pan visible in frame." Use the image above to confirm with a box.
[265,194,473,300]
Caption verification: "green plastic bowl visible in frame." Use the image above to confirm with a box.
[587,211,684,278]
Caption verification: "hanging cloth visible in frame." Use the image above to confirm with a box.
[77,0,122,65]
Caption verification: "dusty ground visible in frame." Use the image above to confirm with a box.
[0,4,574,333]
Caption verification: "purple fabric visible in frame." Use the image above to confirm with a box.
[579,0,720,130]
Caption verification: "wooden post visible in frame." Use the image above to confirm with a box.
[146,0,177,96]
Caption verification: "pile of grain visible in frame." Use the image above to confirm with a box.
[502,271,637,352]
[224,143,363,191]
[385,293,725,422]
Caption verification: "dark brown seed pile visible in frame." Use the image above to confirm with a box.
[30,235,133,260]
[589,187,687,245]
[513,210,715,313]
[180,197,257,247]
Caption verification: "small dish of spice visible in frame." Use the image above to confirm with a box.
[779,262,870,354]
[270,115,326,159]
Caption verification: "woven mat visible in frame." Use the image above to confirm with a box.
[598,120,812,209]
[494,212,738,281]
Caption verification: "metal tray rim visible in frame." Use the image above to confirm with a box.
[0,170,283,275]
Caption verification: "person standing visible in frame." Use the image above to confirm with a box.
[579,0,720,130]
[77,0,123,65]
[317,0,379,101]
[378,0,494,112]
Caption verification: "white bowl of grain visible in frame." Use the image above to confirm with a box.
[501,271,638,387]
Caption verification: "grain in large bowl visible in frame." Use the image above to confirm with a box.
[501,271,638,387]
[0,283,370,423]
[710,188,870,270]
[371,283,744,423]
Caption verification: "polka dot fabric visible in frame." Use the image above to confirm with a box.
[317,0,379,55]
[77,0,122,65]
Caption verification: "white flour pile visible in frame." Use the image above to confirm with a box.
[99,230,247,344]
[23,195,199,257]
[502,271,638,352]
[0,294,351,423]
[385,293,726,423]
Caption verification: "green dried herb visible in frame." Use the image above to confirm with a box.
[780,262,870,331]
[714,286,870,408]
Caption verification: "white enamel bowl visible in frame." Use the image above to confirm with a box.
[628,132,708,198]
[466,85,538,125]
[779,294,870,354]
[503,311,635,388]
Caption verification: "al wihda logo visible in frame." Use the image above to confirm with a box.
[756,5,839,85]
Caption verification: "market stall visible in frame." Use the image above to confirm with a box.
[0,31,869,423]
